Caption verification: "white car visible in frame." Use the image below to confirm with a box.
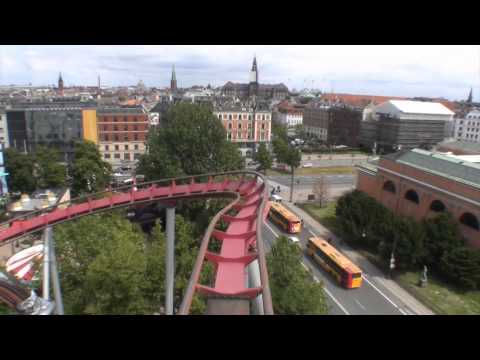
[288,236,300,245]
[302,162,313,168]
[270,194,283,202]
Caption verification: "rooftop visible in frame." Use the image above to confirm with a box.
[437,140,480,154]
[382,148,480,189]
[386,100,454,116]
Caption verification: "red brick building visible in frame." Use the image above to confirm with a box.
[97,107,149,166]
[357,149,480,247]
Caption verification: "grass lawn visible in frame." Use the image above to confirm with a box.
[298,201,341,234]
[396,272,480,315]
[267,166,355,177]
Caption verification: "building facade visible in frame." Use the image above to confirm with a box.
[357,149,480,247]
[454,109,480,143]
[303,104,362,147]
[359,100,455,153]
[214,106,272,156]
[0,108,9,148]
[97,107,149,166]
[5,101,98,161]
[221,57,289,101]
[273,101,304,135]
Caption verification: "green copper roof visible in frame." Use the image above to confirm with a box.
[383,148,480,189]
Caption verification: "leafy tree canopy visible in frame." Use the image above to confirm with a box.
[4,148,36,193]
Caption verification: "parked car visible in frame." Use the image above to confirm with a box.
[288,236,301,246]
[302,162,313,168]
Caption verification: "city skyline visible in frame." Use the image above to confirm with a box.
[1,45,480,101]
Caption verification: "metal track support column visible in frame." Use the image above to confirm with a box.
[165,206,175,315]
[48,227,64,315]
[248,260,264,315]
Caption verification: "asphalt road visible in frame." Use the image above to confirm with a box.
[268,175,355,188]
[262,218,414,315]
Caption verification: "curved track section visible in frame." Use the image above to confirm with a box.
[0,171,273,315]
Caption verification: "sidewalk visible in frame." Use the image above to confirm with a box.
[268,178,435,315]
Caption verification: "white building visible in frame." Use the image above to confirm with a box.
[0,109,9,148]
[454,109,480,143]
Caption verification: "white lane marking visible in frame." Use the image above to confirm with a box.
[323,287,350,315]
[264,222,279,238]
[302,261,350,315]
[308,229,317,238]
[354,298,366,311]
[362,275,408,315]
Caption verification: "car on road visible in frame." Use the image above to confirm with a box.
[288,236,301,246]
[302,162,313,168]
[270,194,282,202]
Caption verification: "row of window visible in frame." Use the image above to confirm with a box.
[104,153,141,160]
[101,125,143,131]
[101,134,142,141]
[218,114,270,121]
[457,127,479,133]
[227,123,267,130]
[466,115,480,120]
[382,181,479,231]
[104,144,140,151]
[99,116,146,123]
[458,133,479,140]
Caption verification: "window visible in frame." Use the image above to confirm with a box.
[459,212,479,230]
[134,153,141,160]
[228,123,232,129]
[262,124,265,129]
[124,135,129,141]
[404,189,419,204]
[134,125,138,131]
[262,115,265,120]
[229,114,232,120]
[430,200,446,212]
[104,125,107,131]
[238,123,242,129]
[114,117,117,122]
[114,153,120,159]
[248,115,252,121]
[104,153,111,159]
[124,145,129,150]
[124,153,131,161]
[383,181,396,194]
[134,134,138,141]
[134,144,139,150]
[114,125,118,131]
[114,135,119,141]
[105,145,109,151]
[218,114,222,120]
[124,126,128,131]
[125,116,129,122]
[115,145,119,151]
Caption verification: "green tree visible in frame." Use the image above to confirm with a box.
[34,146,67,189]
[439,247,480,290]
[267,236,328,314]
[254,143,272,174]
[423,213,465,268]
[54,212,152,314]
[281,145,302,202]
[137,102,244,180]
[4,148,36,193]
[70,140,112,196]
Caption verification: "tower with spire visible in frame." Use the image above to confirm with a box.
[58,72,64,97]
[170,65,177,93]
[467,87,473,103]
[249,56,259,98]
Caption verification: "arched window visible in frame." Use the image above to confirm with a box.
[459,212,479,230]
[430,200,446,212]
[404,189,419,204]
[383,181,396,194]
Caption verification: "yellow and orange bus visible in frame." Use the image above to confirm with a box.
[307,237,362,289]
[268,202,302,234]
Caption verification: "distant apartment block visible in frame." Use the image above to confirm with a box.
[359,100,454,152]
[97,107,149,166]
[214,105,271,156]
[303,103,362,147]
[357,148,480,247]
[0,108,9,148]
[454,109,480,143]
[273,101,304,135]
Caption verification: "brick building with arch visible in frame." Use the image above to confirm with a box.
[357,148,480,247]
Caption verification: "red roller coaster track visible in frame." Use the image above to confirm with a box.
[0,171,273,315]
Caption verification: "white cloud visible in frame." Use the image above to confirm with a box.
[0,45,479,100]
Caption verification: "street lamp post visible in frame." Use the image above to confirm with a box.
[389,236,397,279]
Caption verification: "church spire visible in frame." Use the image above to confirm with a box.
[251,55,257,72]
[58,72,64,97]
[467,87,473,103]
[170,65,177,92]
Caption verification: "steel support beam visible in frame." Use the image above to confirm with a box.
[248,260,264,315]
[48,227,64,315]
[42,228,50,301]
[165,206,175,315]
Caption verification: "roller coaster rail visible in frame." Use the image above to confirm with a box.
[0,170,273,315]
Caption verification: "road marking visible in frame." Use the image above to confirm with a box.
[354,298,366,311]
[362,275,408,315]
[264,222,279,238]
[323,287,350,315]
[302,261,350,315]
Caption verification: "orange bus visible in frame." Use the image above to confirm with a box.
[268,202,302,234]
[306,237,362,289]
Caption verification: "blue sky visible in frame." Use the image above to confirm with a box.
[1,45,479,101]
